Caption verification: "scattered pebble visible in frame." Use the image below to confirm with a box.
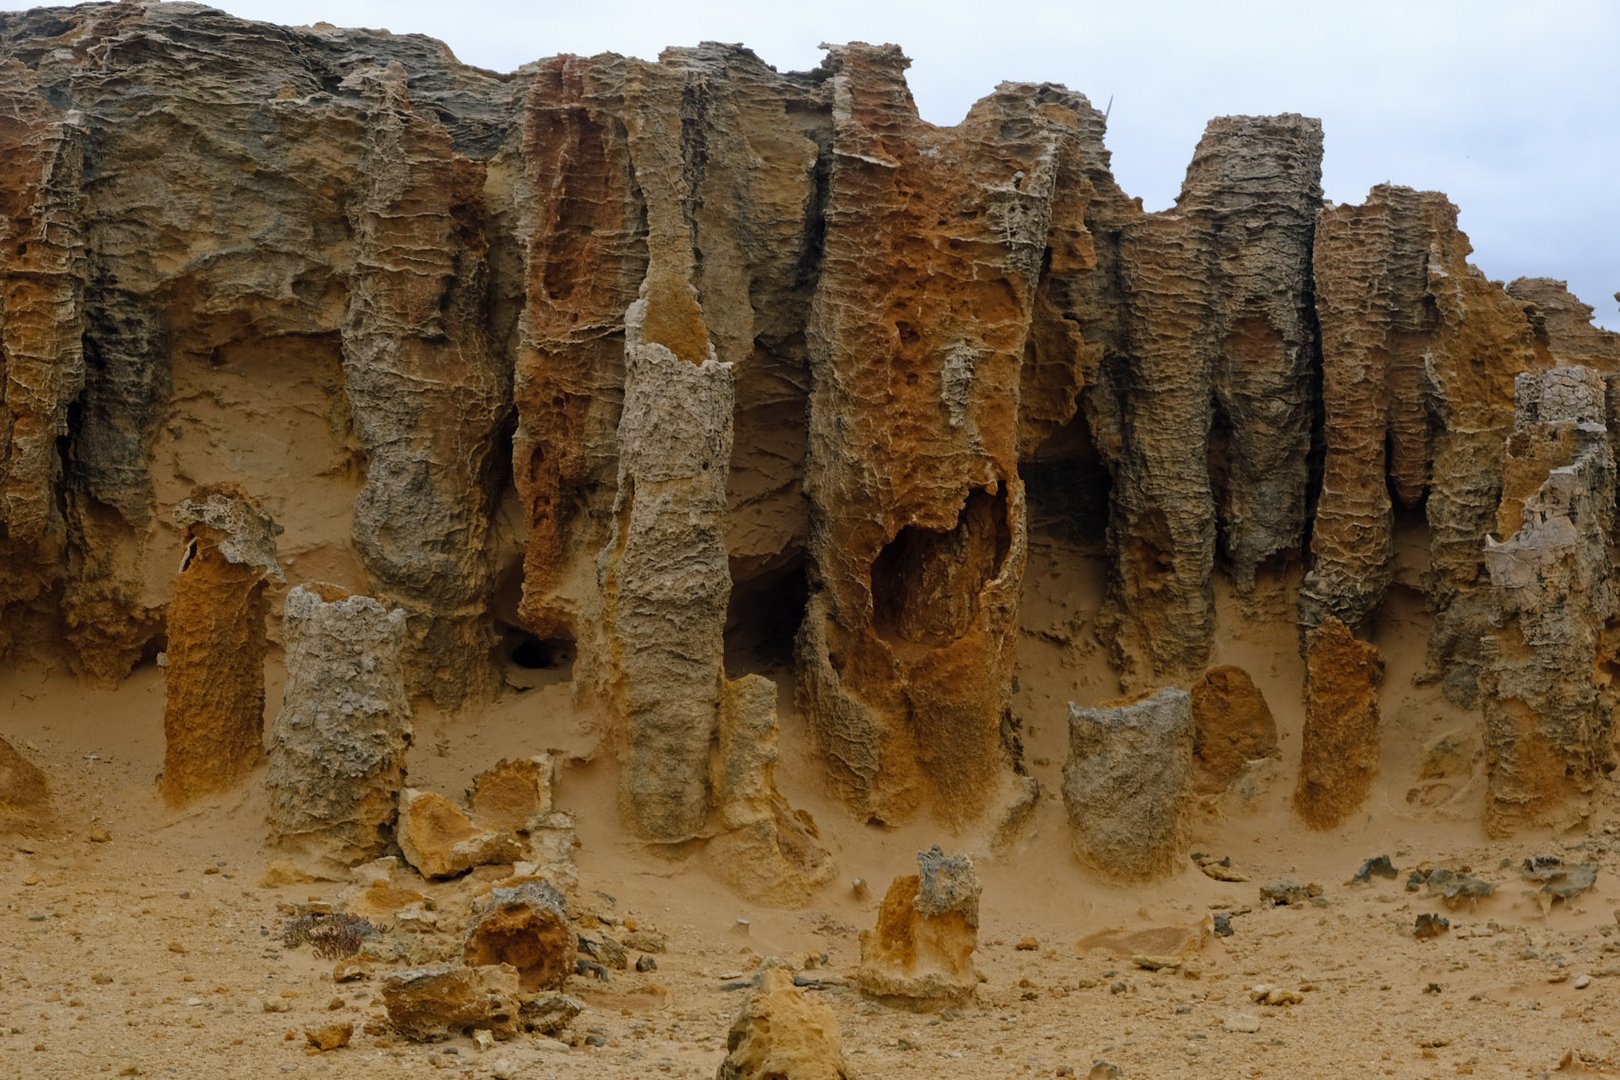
[1224,1013,1261,1034]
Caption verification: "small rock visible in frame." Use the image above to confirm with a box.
[1212,914,1234,938]
[88,828,111,844]
[1224,1013,1261,1034]
[621,930,667,954]
[304,1022,352,1051]
[1015,937,1039,951]
[1352,855,1397,882]
[1088,1062,1123,1080]
[1574,974,1592,990]
[635,955,657,973]
[471,1028,495,1052]
[1259,880,1322,906]
[1414,913,1450,940]
[851,878,869,901]
[717,966,851,1079]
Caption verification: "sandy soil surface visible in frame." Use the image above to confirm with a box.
[5,538,1620,1078]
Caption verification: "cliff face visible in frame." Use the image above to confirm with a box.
[4,3,1619,846]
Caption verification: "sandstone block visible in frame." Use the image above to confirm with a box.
[266,585,411,869]
[854,847,981,1007]
[1294,617,1382,828]
[0,735,49,832]
[1190,666,1280,793]
[706,674,834,905]
[1062,688,1193,879]
[159,485,282,806]
[463,881,577,991]
[396,789,525,881]
[381,964,524,1043]
[717,966,852,1080]
[468,755,556,832]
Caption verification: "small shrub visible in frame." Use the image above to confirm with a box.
[281,912,379,959]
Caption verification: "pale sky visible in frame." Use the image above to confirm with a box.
[6,0,1618,328]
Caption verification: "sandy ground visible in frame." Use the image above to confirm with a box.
[4,536,1620,1078]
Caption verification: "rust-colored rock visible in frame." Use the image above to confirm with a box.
[799,44,1099,826]
[855,847,981,1007]
[1294,617,1383,829]
[381,964,524,1043]
[462,881,576,991]
[717,965,852,1080]
[1481,368,1616,835]
[0,734,49,832]
[159,485,282,806]
[1190,666,1281,793]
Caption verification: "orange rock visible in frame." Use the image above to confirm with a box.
[1190,666,1280,792]
[396,789,524,881]
[467,756,555,833]
[1294,617,1382,828]
[0,735,49,832]
[717,966,852,1080]
[855,848,980,1008]
[159,484,281,807]
[463,881,576,991]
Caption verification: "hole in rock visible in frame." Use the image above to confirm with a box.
[498,626,575,691]
[1021,410,1111,545]
[724,551,808,679]
[871,485,1011,647]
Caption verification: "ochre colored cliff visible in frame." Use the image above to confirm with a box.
[3,3,1619,872]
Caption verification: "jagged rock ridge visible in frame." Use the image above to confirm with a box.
[3,4,1618,856]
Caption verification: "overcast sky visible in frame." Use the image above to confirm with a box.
[7,0,1617,328]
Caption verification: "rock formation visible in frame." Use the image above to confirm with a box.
[1062,688,1193,879]
[3,4,1620,858]
[855,847,981,1007]
[396,788,524,880]
[159,484,282,806]
[706,674,835,905]
[717,964,853,1080]
[381,964,526,1043]
[1190,666,1280,794]
[1481,368,1616,835]
[1294,617,1383,829]
[267,585,412,868]
[0,734,49,832]
[463,881,576,991]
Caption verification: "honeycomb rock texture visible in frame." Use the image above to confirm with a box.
[4,5,1620,855]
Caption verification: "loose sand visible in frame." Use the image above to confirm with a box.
[4,535,1619,1078]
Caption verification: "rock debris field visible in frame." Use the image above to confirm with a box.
[4,3,1620,1077]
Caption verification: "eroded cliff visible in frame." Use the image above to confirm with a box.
[3,3,1619,878]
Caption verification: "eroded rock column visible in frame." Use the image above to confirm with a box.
[0,68,85,658]
[342,63,509,708]
[799,45,1089,825]
[1294,616,1382,828]
[159,485,282,806]
[267,584,411,868]
[1481,368,1616,834]
[1062,687,1193,879]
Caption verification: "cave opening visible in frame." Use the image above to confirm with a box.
[1020,409,1112,546]
[871,485,1011,647]
[497,624,575,690]
[723,551,809,679]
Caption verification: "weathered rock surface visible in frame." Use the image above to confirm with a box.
[706,674,835,905]
[717,965,852,1080]
[468,755,555,832]
[463,881,576,991]
[1481,368,1616,835]
[0,734,49,831]
[396,788,524,880]
[159,484,282,806]
[1190,666,1280,793]
[1062,688,1194,879]
[855,847,981,1007]
[1294,617,1382,829]
[4,4,1620,855]
[382,963,525,1043]
[266,585,411,868]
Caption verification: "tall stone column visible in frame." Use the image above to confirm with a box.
[159,485,282,806]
